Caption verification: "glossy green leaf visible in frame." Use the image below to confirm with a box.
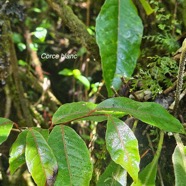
[106,116,140,182]
[96,0,143,96]
[76,75,90,90]
[139,0,154,15]
[97,161,127,186]
[73,69,81,77]
[9,130,28,174]
[52,102,97,124]
[96,97,185,133]
[0,117,14,145]
[79,115,108,122]
[79,110,125,122]
[9,125,49,176]
[48,125,93,186]
[18,59,27,66]
[26,129,58,186]
[17,43,26,51]
[172,145,186,186]
[52,101,126,124]
[32,127,49,141]
[59,68,73,76]
[33,27,47,42]
[132,161,157,186]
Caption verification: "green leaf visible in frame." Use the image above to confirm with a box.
[9,131,28,174]
[172,145,186,186]
[73,69,81,77]
[132,161,157,186]
[32,8,42,13]
[59,69,90,89]
[9,126,49,176]
[17,43,26,51]
[97,161,127,186]
[25,129,58,186]
[106,116,140,182]
[96,97,185,133]
[29,43,38,51]
[18,59,27,66]
[96,0,143,96]
[33,27,47,42]
[0,117,13,145]
[58,68,73,76]
[82,109,126,122]
[13,33,23,43]
[77,47,87,56]
[52,101,126,124]
[32,127,49,141]
[48,125,93,186]
[76,75,90,90]
[139,0,154,15]
[80,115,109,122]
[52,102,97,124]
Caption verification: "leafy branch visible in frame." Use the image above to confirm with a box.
[1,96,185,185]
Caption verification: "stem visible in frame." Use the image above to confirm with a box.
[132,119,138,132]
[86,0,91,26]
[143,131,164,185]
[152,131,164,164]
[154,131,164,185]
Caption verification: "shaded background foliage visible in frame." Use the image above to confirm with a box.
[0,0,186,185]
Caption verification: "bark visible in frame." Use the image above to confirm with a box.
[45,0,100,63]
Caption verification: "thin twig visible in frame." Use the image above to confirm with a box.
[25,30,44,81]
[86,0,91,26]
[111,86,120,97]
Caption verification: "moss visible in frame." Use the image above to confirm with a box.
[46,0,100,62]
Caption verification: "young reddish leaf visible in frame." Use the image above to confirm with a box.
[26,129,58,186]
